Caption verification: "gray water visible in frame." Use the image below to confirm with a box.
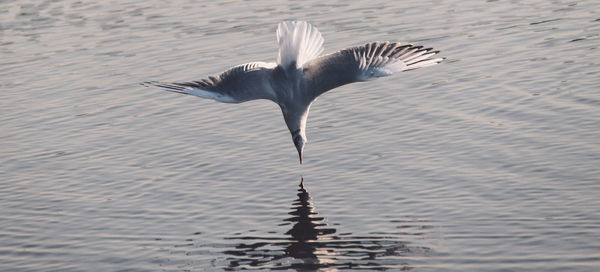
[2,0,599,271]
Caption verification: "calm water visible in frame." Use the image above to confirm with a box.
[2,0,599,271]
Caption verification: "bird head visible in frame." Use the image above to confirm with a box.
[292,131,306,164]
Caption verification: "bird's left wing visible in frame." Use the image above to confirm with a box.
[302,42,443,99]
[143,62,278,103]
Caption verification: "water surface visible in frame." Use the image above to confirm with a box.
[1,0,599,271]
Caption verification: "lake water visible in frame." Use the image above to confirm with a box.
[1,0,599,271]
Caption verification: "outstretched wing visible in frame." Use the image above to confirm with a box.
[143,62,278,103]
[302,42,443,99]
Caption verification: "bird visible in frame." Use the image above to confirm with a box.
[143,21,443,164]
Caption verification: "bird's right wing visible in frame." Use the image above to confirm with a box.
[143,62,277,103]
[302,42,443,99]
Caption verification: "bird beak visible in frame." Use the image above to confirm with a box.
[298,150,303,164]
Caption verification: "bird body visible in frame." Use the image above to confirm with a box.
[144,21,443,163]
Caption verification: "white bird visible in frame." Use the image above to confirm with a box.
[144,21,443,164]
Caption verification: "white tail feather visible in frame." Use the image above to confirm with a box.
[277,21,324,69]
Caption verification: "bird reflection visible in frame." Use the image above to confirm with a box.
[282,179,335,269]
[222,178,431,271]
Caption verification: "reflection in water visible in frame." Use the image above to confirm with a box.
[222,179,432,271]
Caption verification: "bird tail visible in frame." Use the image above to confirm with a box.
[276,21,324,69]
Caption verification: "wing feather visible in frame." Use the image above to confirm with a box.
[143,62,277,103]
[303,42,443,99]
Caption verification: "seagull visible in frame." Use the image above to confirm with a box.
[143,21,443,164]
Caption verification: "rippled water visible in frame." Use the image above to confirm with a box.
[1,0,599,271]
